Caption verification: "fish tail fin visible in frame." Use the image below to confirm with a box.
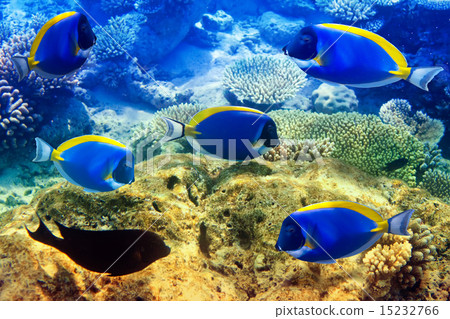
[33,137,54,162]
[11,55,30,81]
[160,117,186,143]
[25,216,60,247]
[387,209,414,236]
[407,66,443,91]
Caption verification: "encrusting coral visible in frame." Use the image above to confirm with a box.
[311,83,358,114]
[223,55,307,108]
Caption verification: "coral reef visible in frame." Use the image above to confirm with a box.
[263,138,334,163]
[100,0,135,14]
[93,13,147,61]
[315,0,376,21]
[201,10,233,32]
[223,55,307,109]
[0,154,447,301]
[379,99,444,144]
[258,12,305,46]
[311,83,358,114]
[415,0,450,10]
[268,110,424,186]
[420,169,450,203]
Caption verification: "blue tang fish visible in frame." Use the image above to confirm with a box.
[275,201,414,264]
[12,12,96,81]
[283,23,443,91]
[33,135,134,193]
[161,106,280,161]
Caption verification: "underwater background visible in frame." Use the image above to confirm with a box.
[0,0,449,301]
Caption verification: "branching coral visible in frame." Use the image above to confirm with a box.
[379,99,444,144]
[415,0,450,10]
[363,218,436,300]
[134,0,165,15]
[263,138,334,162]
[93,13,147,61]
[268,110,424,186]
[311,83,358,114]
[315,0,377,21]
[100,0,135,14]
[363,236,412,299]
[223,55,307,108]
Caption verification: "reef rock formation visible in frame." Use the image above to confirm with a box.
[0,154,448,301]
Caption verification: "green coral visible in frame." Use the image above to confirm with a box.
[268,110,424,186]
[420,169,450,203]
[223,55,307,108]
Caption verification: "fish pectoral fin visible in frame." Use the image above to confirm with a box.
[389,67,410,80]
[104,172,113,181]
[304,236,317,250]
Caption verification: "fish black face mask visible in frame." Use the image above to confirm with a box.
[26,215,170,276]
[77,14,96,49]
[283,26,318,60]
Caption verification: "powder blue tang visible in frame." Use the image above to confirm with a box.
[275,201,414,264]
[33,135,134,193]
[283,23,443,91]
[12,11,96,81]
[161,106,280,161]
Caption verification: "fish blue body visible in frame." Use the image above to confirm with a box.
[161,106,280,161]
[275,201,414,263]
[283,24,443,91]
[33,135,134,193]
[12,12,96,81]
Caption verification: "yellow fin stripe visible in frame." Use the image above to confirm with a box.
[188,106,264,126]
[321,23,408,68]
[30,12,77,57]
[371,221,389,233]
[57,135,126,152]
[389,67,411,80]
[50,150,64,162]
[297,201,384,223]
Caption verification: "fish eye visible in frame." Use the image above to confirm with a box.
[287,226,296,233]
[302,35,311,43]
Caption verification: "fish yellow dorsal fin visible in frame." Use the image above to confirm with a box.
[389,67,411,80]
[188,106,264,126]
[50,150,64,162]
[30,12,77,57]
[57,135,126,153]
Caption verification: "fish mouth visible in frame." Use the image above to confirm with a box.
[275,244,282,251]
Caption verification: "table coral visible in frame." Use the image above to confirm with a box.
[223,55,307,109]
[268,110,424,186]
